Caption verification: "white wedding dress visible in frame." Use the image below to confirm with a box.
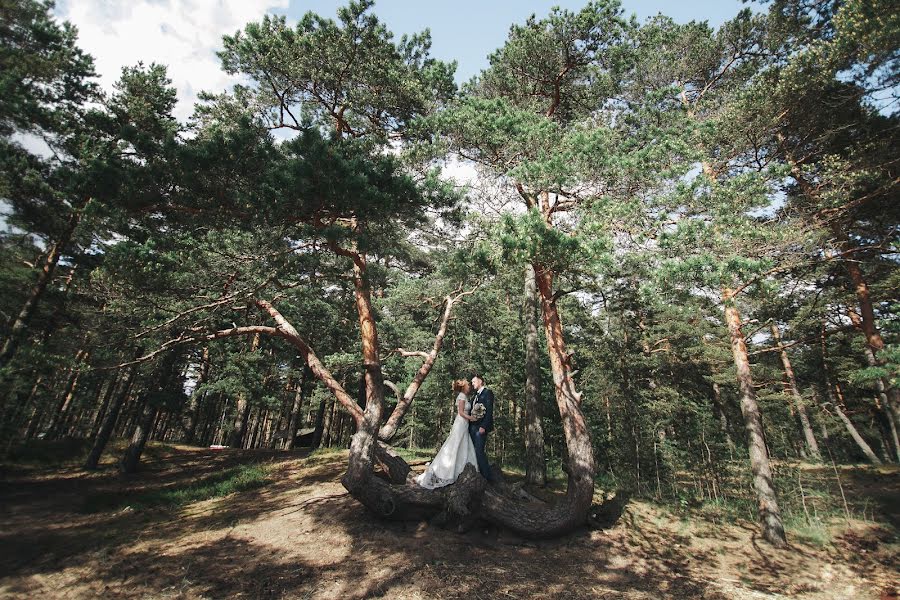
[415,392,479,489]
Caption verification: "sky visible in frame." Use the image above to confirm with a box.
[54,0,757,123]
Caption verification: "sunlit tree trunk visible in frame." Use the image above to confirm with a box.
[723,288,786,547]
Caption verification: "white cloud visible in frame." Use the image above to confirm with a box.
[440,157,478,187]
[55,0,289,123]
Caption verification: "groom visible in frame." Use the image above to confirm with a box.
[469,374,495,482]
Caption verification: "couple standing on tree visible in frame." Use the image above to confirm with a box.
[415,374,495,489]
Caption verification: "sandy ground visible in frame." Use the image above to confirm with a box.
[0,445,897,599]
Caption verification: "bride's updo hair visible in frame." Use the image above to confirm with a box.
[452,379,472,394]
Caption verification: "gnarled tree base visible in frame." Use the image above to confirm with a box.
[343,446,623,539]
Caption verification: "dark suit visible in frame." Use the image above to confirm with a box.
[468,386,494,481]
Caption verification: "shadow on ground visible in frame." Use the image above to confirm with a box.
[0,444,897,599]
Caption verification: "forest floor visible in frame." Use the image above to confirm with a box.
[0,443,898,600]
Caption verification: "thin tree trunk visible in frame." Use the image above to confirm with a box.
[284,365,309,450]
[4,375,43,448]
[48,347,90,438]
[842,245,900,429]
[523,263,546,487]
[90,369,122,439]
[322,397,335,447]
[828,383,882,465]
[312,395,326,449]
[711,382,736,459]
[377,288,468,441]
[848,310,900,461]
[0,206,83,369]
[184,346,211,444]
[771,324,821,461]
[845,260,884,352]
[820,323,882,465]
[227,334,260,447]
[84,360,138,469]
[723,288,786,546]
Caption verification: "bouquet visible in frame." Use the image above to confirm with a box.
[471,403,486,420]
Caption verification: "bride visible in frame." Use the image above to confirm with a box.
[415,379,479,488]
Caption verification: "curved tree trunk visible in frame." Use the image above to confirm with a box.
[825,376,882,466]
[377,288,473,441]
[723,288,786,547]
[341,254,386,502]
[529,262,596,531]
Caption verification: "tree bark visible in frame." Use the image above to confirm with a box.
[711,382,736,458]
[0,205,83,368]
[377,288,470,441]
[341,252,385,493]
[845,260,884,352]
[312,395,327,449]
[89,369,121,439]
[847,309,900,461]
[120,402,158,474]
[523,263,546,486]
[85,360,138,469]
[771,324,821,461]
[184,346,211,444]
[820,322,883,465]
[527,260,596,533]
[227,334,260,447]
[829,385,882,465]
[723,288,786,547]
[284,365,309,450]
[48,347,90,438]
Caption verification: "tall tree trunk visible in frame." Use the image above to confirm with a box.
[523,263,546,486]
[120,402,158,474]
[480,259,597,534]
[840,241,900,429]
[771,324,821,461]
[227,333,260,447]
[0,205,83,369]
[4,375,43,448]
[285,365,309,450]
[85,360,138,469]
[184,346,211,444]
[89,369,122,439]
[711,382,736,458]
[341,252,385,494]
[312,395,327,449]
[723,288,786,547]
[845,260,884,353]
[48,347,90,438]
